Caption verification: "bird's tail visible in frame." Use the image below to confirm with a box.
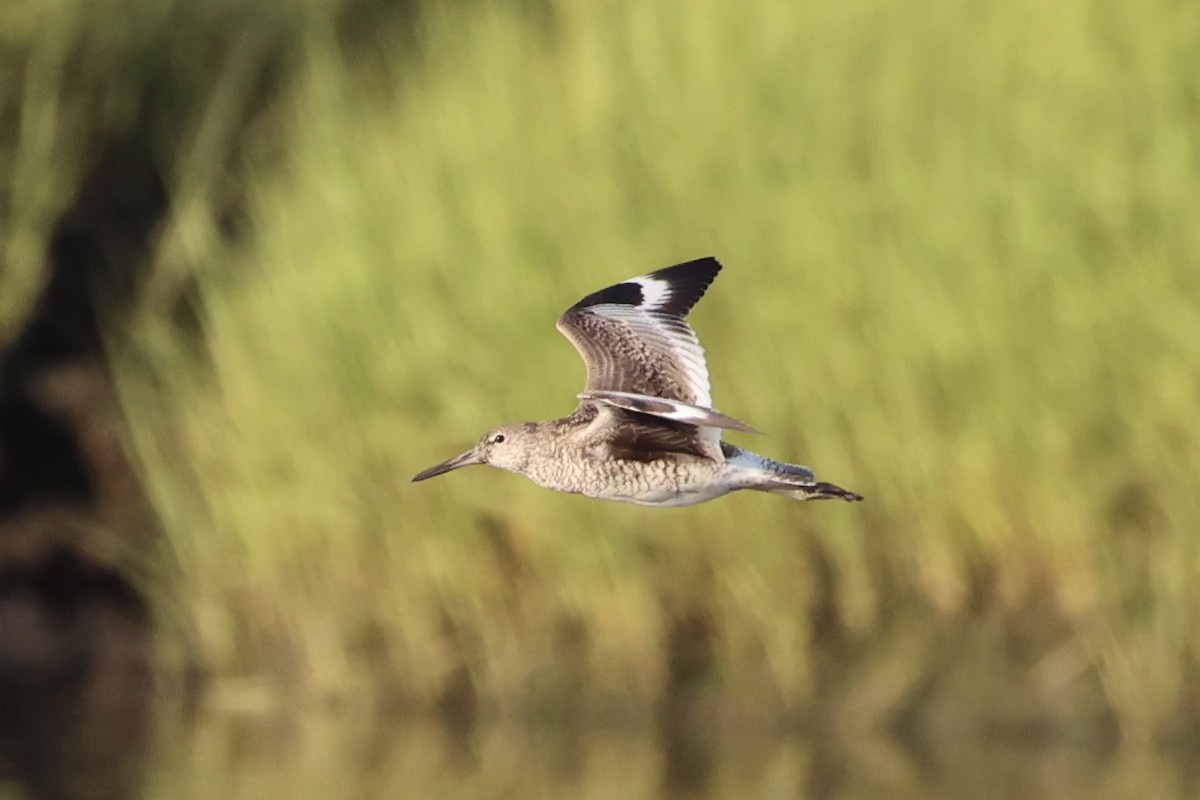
[767,481,863,503]
[723,444,863,503]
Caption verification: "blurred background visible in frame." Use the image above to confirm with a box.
[1,0,1198,797]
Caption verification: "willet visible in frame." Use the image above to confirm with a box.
[412,257,862,506]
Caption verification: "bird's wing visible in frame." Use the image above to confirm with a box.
[555,257,721,407]
[578,390,757,433]
[575,404,724,462]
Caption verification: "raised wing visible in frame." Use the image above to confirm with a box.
[555,257,721,406]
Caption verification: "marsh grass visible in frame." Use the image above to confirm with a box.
[6,0,1200,736]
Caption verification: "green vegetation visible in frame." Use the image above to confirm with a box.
[5,0,1200,740]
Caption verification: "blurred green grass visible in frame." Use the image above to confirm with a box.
[7,0,1200,737]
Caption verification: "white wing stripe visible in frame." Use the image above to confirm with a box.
[632,273,673,312]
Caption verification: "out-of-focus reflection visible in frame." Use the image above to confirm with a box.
[0,532,153,800]
[143,705,1200,800]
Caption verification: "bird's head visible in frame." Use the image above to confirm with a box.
[411,423,531,482]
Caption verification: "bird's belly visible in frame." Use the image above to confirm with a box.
[585,469,732,507]
[617,485,732,507]
[524,455,730,507]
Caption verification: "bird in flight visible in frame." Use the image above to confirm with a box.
[413,257,862,506]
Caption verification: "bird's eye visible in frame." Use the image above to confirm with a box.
[492,434,506,444]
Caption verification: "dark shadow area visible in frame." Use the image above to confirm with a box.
[0,120,170,800]
[0,4,441,796]
[0,541,153,800]
[657,604,718,799]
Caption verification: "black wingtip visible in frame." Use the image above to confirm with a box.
[648,256,722,282]
[645,256,722,316]
[569,256,723,316]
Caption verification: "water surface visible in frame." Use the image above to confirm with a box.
[5,691,1198,800]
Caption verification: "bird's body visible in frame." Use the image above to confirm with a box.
[413,258,862,506]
